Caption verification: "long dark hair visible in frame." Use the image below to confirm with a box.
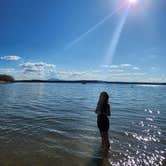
[97,91,109,105]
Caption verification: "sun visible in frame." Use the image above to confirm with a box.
[128,0,138,4]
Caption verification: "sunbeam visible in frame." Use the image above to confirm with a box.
[103,6,130,67]
[63,5,124,51]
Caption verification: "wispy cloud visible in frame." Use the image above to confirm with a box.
[151,67,156,70]
[133,67,140,70]
[120,64,132,67]
[110,65,119,69]
[109,69,124,72]
[14,62,56,80]
[20,62,55,73]
[100,64,133,69]
[100,65,109,68]
[0,55,21,61]
[56,70,101,80]
[1,60,160,82]
[19,62,56,80]
[55,69,147,81]
[148,54,157,59]
[0,68,15,73]
[109,72,146,76]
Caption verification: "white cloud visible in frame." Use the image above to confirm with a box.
[100,65,119,69]
[120,64,132,67]
[109,69,124,72]
[151,67,156,70]
[148,54,157,59]
[20,62,55,72]
[133,67,140,70]
[0,55,21,61]
[100,65,109,68]
[0,68,15,73]
[55,69,146,81]
[19,62,56,79]
[109,72,145,76]
[105,72,147,82]
[110,65,119,69]
[20,62,55,68]
[100,64,133,69]
[56,70,101,80]
[8,66,163,82]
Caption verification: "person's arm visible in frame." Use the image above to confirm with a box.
[107,104,111,116]
[95,105,100,114]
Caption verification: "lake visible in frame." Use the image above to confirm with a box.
[0,83,165,165]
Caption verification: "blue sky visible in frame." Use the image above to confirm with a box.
[0,0,166,82]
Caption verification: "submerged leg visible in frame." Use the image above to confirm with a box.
[100,131,105,147]
[100,131,110,158]
[100,131,110,149]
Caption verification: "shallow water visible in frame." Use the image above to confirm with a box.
[0,83,165,166]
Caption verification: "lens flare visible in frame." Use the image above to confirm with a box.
[128,0,138,4]
[63,6,123,51]
[104,7,130,67]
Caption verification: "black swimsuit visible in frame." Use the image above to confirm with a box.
[96,104,110,132]
[97,114,109,132]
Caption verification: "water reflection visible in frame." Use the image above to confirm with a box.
[0,83,166,165]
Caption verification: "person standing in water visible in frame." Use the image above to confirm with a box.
[95,91,111,149]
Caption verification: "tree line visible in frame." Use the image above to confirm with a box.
[0,75,15,82]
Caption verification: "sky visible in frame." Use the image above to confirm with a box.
[0,0,166,82]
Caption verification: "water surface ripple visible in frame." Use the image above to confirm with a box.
[0,83,166,165]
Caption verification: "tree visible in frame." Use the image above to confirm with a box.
[0,74,15,82]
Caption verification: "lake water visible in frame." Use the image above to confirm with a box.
[0,83,165,166]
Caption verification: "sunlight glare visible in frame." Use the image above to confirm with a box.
[104,7,129,66]
[128,0,138,4]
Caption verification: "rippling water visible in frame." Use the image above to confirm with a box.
[0,83,166,166]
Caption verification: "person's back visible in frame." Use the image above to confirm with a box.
[95,91,111,150]
[96,103,110,116]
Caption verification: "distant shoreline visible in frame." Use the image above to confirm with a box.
[0,81,6,83]
[13,80,166,85]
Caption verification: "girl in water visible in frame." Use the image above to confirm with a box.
[95,91,111,149]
